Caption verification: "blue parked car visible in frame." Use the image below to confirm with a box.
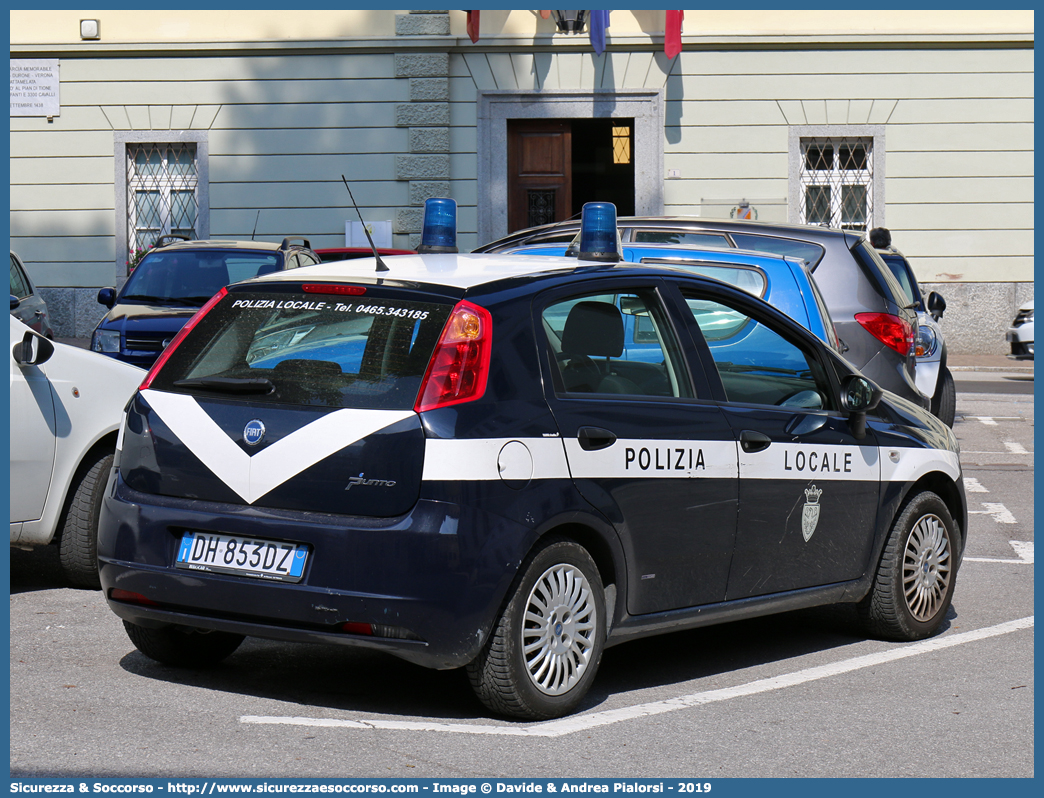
[499,241,843,357]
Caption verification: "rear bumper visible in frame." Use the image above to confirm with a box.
[98,476,528,669]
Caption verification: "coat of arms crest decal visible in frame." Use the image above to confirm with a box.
[801,484,823,542]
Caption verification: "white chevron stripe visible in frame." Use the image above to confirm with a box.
[141,390,415,504]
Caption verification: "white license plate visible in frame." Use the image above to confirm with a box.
[175,531,308,582]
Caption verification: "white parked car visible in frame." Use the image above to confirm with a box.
[9,315,144,587]
[1006,299,1034,360]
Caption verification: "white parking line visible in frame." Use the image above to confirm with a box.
[1004,441,1030,454]
[968,502,1018,524]
[967,540,1035,565]
[963,477,989,493]
[241,616,1033,738]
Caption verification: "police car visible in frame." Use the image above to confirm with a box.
[98,200,967,721]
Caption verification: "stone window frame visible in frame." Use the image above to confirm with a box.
[787,125,886,229]
[476,90,664,245]
[114,131,210,276]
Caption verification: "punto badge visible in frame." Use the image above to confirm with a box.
[801,484,823,542]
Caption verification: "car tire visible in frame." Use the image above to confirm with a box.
[859,491,959,641]
[124,621,245,667]
[931,367,956,427]
[57,450,114,590]
[466,538,606,720]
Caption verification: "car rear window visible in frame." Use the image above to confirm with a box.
[879,253,920,308]
[852,241,915,309]
[149,289,454,410]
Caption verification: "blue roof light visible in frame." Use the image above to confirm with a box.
[577,202,621,263]
[417,197,459,254]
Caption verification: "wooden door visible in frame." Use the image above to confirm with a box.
[508,120,572,233]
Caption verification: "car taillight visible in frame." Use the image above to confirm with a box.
[414,300,492,412]
[139,287,228,390]
[854,312,914,356]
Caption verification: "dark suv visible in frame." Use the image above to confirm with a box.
[91,237,320,368]
[478,218,927,409]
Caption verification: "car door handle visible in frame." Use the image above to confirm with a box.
[578,426,617,451]
[739,430,772,453]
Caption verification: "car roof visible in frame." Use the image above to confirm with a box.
[153,239,309,253]
[237,251,788,296]
[244,253,596,291]
[503,216,857,242]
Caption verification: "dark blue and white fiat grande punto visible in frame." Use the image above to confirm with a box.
[99,200,967,720]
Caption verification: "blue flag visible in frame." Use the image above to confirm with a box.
[590,10,611,55]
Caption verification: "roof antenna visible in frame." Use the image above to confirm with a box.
[341,175,389,273]
[250,210,260,241]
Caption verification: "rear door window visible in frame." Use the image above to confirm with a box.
[632,230,732,248]
[542,289,691,399]
[730,234,824,267]
[150,289,453,410]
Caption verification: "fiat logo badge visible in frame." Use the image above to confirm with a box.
[243,419,266,446]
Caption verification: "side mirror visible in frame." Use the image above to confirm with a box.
[13,330,54,366]
[927,291,946,321]
[840,374,883,440]
[98,287,117,308]
[10,294,20,310]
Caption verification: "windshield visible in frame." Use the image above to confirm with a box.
[120,250,281,305]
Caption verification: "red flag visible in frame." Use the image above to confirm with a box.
[539,11,550,19]
[466,10,480,44]
[665,10,684,58]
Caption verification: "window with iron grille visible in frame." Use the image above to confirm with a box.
[126,142,199,252]
[799,136,874,231]
[788,127,884,234]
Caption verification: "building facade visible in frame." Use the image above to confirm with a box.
[9,10,1034,353]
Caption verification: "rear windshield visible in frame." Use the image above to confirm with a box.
[122,250,281,305]
[149,289,453,409]
[879,253,921,309]
[852,241,915,309]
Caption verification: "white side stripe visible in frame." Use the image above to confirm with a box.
[741,442,879,481]
[422,437,571,481]
[142,390,414,504]
[563,438,738,480]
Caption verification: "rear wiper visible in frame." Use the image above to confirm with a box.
[173,377,275,394]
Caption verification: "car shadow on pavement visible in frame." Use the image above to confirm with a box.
[113,601,955,723]
[9,544,85,594]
